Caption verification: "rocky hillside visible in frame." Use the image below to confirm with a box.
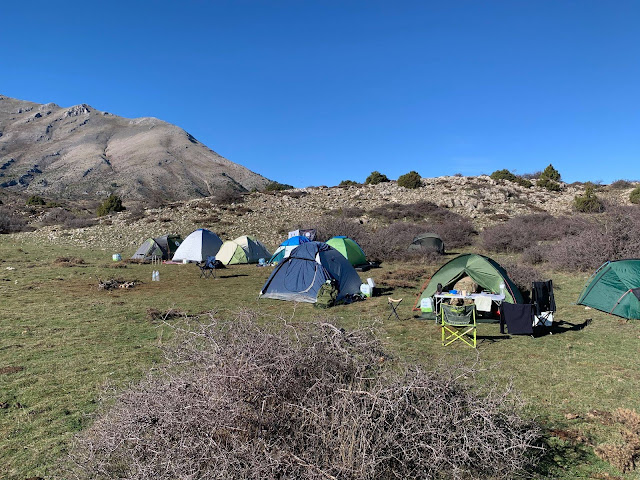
[0,95,269,201]
[9,175,638,254]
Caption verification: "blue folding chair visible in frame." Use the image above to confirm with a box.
[198,256,218,278]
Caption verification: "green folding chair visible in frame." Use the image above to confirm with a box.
[441,304,477,348]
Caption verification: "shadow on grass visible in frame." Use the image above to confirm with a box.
[534,434,600,479]
[218,274,249,279]
[551,318,591,334]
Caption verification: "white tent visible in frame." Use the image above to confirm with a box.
[171,229,223,263]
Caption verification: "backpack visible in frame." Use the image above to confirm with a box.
[315,279,338,309]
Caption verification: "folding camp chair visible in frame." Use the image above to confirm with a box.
[198,256,218,278]
[387,297,403,320]
[441,304,477,348]
[531,280,556,328]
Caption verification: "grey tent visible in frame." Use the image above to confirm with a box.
[131,234,183,261]
[409,233,444,254]
[260,241,362,303]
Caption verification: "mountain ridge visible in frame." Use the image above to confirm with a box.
[0,95,269,201]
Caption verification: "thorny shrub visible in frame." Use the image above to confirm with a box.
[609,179,634,190]
[0,207,34,234]
[480,214,586,254]
[630,186,640,204]
[544,207,640,271]
[68,312,542,480]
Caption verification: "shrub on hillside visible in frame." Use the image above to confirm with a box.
[540,164,561,182]
[365,171,390,185]
[40,208,97,229]
[490,170,532,188]
[212,188,244,205]
[545,207,640,271]
[537,178,561,191]
[610,179,634,190]
[480,214,579,253]
[501,263,545,301]
[264,181,294,192]
[397,171,422,189]
[69,314,542,480]
[26,195,46,206]
[96,195,125,217]
[630,186,640,204]
[490,169,517,182]
[0,207,33,234]
[338,179,359,187]
[573,184,605,213]
[535,164,562,192]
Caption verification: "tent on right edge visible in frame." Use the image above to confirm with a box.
[577,259,640,320]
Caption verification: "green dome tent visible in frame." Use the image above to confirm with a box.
[409,233,444,254]
[577,259,640,320]
[417,254,523,305]
[216,235,272,265]
[326,236,367,267]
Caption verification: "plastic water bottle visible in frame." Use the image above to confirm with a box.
[152,270,158,282]
[156,270,160,282]
[499,282,505,296]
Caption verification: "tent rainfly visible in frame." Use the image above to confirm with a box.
[577,259,640,320]
[171,229,223,263]
[268,235,311,265]
[326,236,367,267]
[417,253,524,305]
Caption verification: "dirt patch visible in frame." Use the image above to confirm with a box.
[378,266,431,289]
[146,308,185,321]
[0,366,24,375]
[590,408,640,473]
[98,278,139,290]
[53,257,86,267]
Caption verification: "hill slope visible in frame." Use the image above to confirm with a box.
[0,95,269,201]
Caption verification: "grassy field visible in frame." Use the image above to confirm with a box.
[1,237,640,479]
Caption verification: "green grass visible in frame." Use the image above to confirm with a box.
[1,238,639,478]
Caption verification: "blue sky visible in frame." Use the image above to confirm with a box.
[2,1,638,187]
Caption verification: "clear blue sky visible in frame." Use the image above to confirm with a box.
[2,1,638,187]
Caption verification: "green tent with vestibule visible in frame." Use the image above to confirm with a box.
[417,253,524,305]
[326,236,367,267]
[577,259,640,320]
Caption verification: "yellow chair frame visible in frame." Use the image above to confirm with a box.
[441,304,477,348]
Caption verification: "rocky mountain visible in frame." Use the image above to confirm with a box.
[12,175,638,253]
[0,95,269,201]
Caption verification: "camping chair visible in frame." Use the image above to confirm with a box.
[441,304,476,348]
[500,303,534,335]
[198,256,218,279]
[531,280,556,328]
[387,297,403,321]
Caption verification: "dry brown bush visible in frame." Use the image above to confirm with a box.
[68,312,542,480]
[480,214,586,254]
[0,207,34,233]
[545,207,640,271]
